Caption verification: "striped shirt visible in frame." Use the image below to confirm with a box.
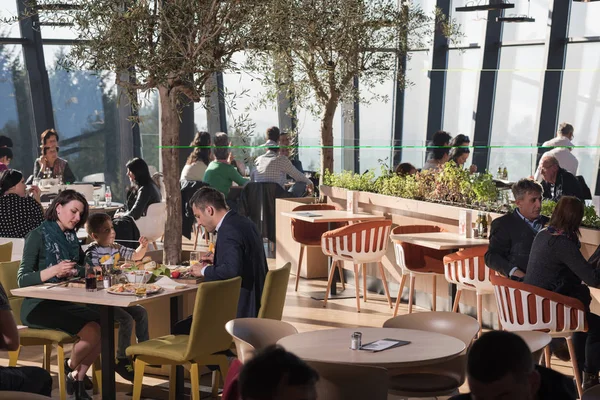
[251,151,312,188]
[85,242,135,266]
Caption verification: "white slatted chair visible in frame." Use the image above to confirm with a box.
[321,219,393,312]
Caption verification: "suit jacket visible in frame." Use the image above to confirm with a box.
[203,211,268,318]
[541,168,584,202]
[484,210,549,276]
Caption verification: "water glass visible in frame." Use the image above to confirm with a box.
[190,251,200,266]
[93,193,101,207]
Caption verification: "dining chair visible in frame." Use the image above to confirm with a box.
[135,201,167,249]
[491,274,587,398]
[513,331,552,365]
[225,318,298,363]
[0,241,13,262]
[306,361,389,400]
[391,225,452,315]
[127,277,242,400]
[321,220,393,312]
[290,203,342,291]
[443,245,493,336]
[0,260,80,400]
[382,311,480,398]
[257,263,291,320]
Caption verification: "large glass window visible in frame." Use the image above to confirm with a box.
[0,0,21,38]
[451,1,487,46]
[500,0,551,42]
[489,45,545,181]
[568,2,600,38]
[296,106,342,174]
[138,89,159,174]
[558,43,600,193]
[401,51,431,168]
[0,44,36,173]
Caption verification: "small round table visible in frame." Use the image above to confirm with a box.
[277,327,465,369]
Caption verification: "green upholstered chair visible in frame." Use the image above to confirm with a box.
[257,263,291,320]
[0,241,13,262]
[127,277,242,400]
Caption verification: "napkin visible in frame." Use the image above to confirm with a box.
[156,276,188,289]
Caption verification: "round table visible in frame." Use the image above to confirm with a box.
[277,327,466,369]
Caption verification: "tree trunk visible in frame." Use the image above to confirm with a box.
[158,85,183,265]
[319,100,338,185]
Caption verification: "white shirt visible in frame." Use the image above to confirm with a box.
[200,211,230,275]
[251,151,312,188]
[180,162,208,181]
[534,136,579,178]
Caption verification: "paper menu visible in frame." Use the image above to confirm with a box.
[359,338,411,352]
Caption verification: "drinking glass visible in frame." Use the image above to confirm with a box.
[189,251,200,266]
[93,192,101,207]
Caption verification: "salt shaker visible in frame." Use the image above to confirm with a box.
[350,332,362,350]
[103,275,112,289]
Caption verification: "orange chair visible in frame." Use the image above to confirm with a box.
[321,219,393,312]
[491,274,587,397]
[444,245,493,335]
[290,204,343,291]
[391,225,452,315]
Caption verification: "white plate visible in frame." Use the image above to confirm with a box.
[106,284,163,296]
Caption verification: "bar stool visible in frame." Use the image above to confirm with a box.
[321,220,393,312]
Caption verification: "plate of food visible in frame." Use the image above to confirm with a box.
[166,265,192,279]
[106,283,163,296]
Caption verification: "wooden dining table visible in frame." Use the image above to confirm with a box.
[11,277,200,400]
[389,231,489,251]
[278,327,465,369]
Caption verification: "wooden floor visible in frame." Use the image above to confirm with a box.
[0,243,573,399]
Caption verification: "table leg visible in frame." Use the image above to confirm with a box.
[170,296,184,398]
[99,305,116,400]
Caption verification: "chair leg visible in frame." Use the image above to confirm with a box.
[218,358,229,388]
[57,344,67,400]
[354,264,361,312]
[544,346,552,369]
[92,357,101,395]
[378,262,393,308]
[337,261,346,290]
[452,289,463,313]
[362,264,367,302]
[169,365,177,400]
[408,274,416,314]
[432,275,437,312]
[211,370,220,398]
[8,346,20,367]
[394,275,407,317]
[43,344,52,372]
[190,363,201,400]
[566,336,583,399]
[476,293,483,337]
[152,241,158,250]
[295,245,304,291]
[323,261,337,306]
[132,358,146,400]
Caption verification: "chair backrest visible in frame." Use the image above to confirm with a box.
[225,318,298,363]
[0,261,23,325]
[135,201,167,241]
[69,183,95,201]
[491,274,587,334]
[258,263,291,320]
[185,277,242,360]
[443,245,493,294]
[291,204,339,244]
[383,311,480,347]
[513,331,552,355]
[321,219,392,263]
[82,173,105,183]
[392,225,451,273]
[0,241,13,262]
[238,182,290,243]
[307,361,389,400]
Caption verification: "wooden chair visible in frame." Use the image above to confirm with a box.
[321,220,393,312]
[0,241,13,262]
[383,311,480,398]
[491,274,587,398]
[444,245,493,335]
[391,225,452,315]
[290,204,341,291]
[127,277,242,400]
[257,263,291,320]
[307,361,389,400]
[225,318,298,363]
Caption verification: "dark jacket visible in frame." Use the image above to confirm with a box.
[449,365,576,400]
[238,182,290,243]
[485,210,549,276]
[524,229,600,308]
[541,168,584,202]
[180,180,209,239]
[203,211,268,318]
[124,183,162,220]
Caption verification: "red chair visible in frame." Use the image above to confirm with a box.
[391,225,452,315]
[290,204,344,291]
[491,274,587,397]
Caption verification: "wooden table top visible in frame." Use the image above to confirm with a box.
[390,232,489,250]
[277,327,465,368]
[281,210,385,223]
[11,276,199,307]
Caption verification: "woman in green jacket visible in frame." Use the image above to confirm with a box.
[18,190,100,400]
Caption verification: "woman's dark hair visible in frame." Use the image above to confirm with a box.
[0,169,23,195]
[213,132,230,160]
[449,134,470,147]
[548,196,584,237]
[40,129,59,146]
[45,189,89,231]
[396,162,416,176]
[186,131,211,166]
[126,157,154,187]
[449,147,470,164]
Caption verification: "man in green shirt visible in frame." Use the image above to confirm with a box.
[203,132,249,197]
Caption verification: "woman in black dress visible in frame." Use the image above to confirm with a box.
[0,170,44,238]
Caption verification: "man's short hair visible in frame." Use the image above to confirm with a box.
[266,126,281,143]
[189,187,228,211]
[432,130,452,146]
[0,147,13,160]
[512,179,543,201]
[213,132,230,161]
[467,331,534,384]
[541,154,559,167]
[239,345,319,400]
[558,122,574,137]
[0,136,13,148]
[86,213,111,237]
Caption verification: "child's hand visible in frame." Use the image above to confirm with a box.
[139,237,149,248]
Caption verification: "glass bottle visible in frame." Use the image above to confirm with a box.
[85,264,97,292]
[502,167,508,180]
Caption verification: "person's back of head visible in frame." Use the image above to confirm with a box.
[396,162,417,176]
[467,331,539,400]
[266,126,281,143]
[0,135,12,148]
[0,147,13,164]
[432,130,452,147]
[213,132,230,161]
[558,122,574,140]
[239,345,318,400]
[449,134,469,147]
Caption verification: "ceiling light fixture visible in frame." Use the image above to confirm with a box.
[455,1,515,12]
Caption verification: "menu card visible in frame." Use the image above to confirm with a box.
[359,338,411,352]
